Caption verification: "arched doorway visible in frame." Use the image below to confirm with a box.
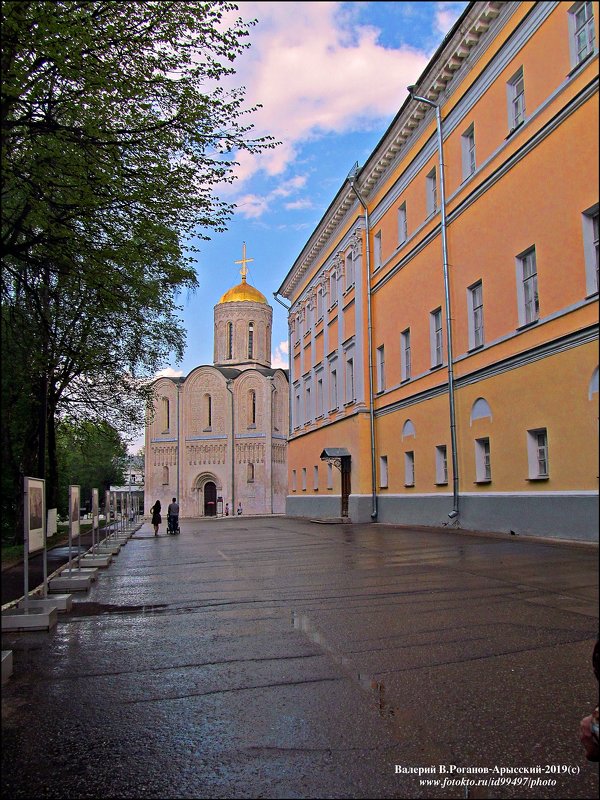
[204,481,217,516]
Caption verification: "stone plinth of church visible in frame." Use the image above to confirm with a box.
[144,252,289,518]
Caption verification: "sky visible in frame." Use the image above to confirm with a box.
[132,1,468,451]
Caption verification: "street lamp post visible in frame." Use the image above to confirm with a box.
[407,87,459,520]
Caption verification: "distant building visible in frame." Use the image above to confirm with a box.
[145,248,289,517]
[276,1,598,542]
[110,455,145,514]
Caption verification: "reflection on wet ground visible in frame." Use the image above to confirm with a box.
[2,516,598,799]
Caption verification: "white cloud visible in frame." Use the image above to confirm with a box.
[154,367,185,379]
[284,198,313,211]
[434,3,466,37]
[225,2,430,185]
[271,339,289,369]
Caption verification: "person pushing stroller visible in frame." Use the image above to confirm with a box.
[167,497,180,534]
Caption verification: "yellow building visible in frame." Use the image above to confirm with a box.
[276,1,599,542]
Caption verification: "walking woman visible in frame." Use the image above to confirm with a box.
[150,500,162,536]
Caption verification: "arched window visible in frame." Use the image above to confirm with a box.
[248,322,254,359]
[247,463,255,482]
[402,419,416,439]
[248,389,256,426]
[162,466,169,485]
[272,389,279,431]
[470,397,493,424]
[161,397,170,432]
[266,325,271,359]
[204,393,212,429]
[227,322,233,360]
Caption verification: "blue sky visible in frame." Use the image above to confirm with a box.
[164,0,469,370]
[135,2,468,451]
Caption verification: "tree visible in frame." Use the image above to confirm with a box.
[1,1,276,541]
[55,421,127,518]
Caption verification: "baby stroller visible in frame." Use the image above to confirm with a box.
[167,513,180,535]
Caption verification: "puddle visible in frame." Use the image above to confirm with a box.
[69,602,168,617]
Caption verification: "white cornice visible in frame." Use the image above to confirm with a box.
[278,1,506,300]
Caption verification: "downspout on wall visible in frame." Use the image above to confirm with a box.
[348,176,378,521]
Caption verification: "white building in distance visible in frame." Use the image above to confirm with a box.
[145,248,289,517]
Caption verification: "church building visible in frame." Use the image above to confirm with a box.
[145,246,289,517]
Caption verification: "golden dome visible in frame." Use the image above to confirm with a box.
[219,278,267,305]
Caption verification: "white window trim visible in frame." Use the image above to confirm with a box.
[398,203,408,245]
[515,247,539,327]
[301,467,307,491]
[461,123,476,180]
[429,308,444,367]
[291,469,297,492]
[582,204,599,296]
[376,345,385,392]
[313,465,319,491]
[474,437,492,483]
[379,455,388,489]
[527,428,549,479]
[426,167,437,216]
[467,281,484,350]
[507,66,525,132]
[435,445,448,485]
[401,328,411,382]
[404,451,415,487]
[373,230,382,270]
[568,1,596,68]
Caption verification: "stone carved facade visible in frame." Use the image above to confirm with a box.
[145,267,288,517]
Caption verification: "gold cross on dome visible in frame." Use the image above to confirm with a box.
[235,242,253,282]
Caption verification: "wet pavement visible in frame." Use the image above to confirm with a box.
[2,517,598,799]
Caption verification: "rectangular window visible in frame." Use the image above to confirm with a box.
[430,308,443,367]
[301,467,307,491]
[404,451,415,487]
[435,445,448,485]
[569,1,596,66]
[401,328,411,381]
[374,230,382,270]
[517,247,539,325]
[376,345,385,392]
[291,469,297,492]
[461,124,476,179]
[468,281,484,349]
[426,167,437,215]
[527,428,549,478]
[305,385,311,422]
[582,206,599,295]
[329,270,337,307]
[507,67,525,130]
[398,203,408,245]
[475,437,491,482]
[313,465,319,491]
[317,286,324,319]
[327,462,333,489]
[345,251,355,290]
[294,391,300,427]
[379,455,388,489]
[316,377,324,417]
[345,357,354,403]
[330,367,338,410]
[161,397,170,432]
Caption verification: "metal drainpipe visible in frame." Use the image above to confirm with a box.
[348,177,378,521]
[226,379,235,514]
[408,89,459,518]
